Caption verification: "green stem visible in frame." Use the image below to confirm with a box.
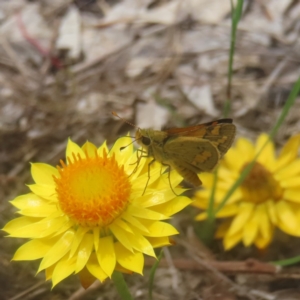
[148,249,164,300]
[112,271,134,300]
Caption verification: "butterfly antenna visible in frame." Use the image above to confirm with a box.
[112,111,139,129]
[120,139,136,150]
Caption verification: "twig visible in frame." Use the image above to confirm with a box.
[145,258,278,275]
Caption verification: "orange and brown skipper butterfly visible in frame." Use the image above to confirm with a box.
[113,112,236,188]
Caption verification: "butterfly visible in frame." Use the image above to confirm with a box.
[135,119,236,186]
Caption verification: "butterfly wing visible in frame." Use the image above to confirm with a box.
[163,137,220,186]
[202,123,236,156]
[165,121,235,157]
[165,119,232,136]
[164,137,220,172]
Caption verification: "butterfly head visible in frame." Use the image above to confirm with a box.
[135,129,152,148]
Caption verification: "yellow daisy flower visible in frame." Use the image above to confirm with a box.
[193,133,300,250]
[3,138,191,288]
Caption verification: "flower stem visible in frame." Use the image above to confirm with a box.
[112,271,134,300]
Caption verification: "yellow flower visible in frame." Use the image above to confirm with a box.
[193,133,300,250]
[3,138,191,288]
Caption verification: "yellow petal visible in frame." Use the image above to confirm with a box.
[52,256,76,287]
[126,231,156,257]
[27,184,57,200]
[266,200,278,225]
[66,139,86,162]
[3,216,34,235]
[218,167,239,183]
[5,214,67,238]
[75,233,94,273]
[11,196,57,218]
[283,188,300,203]
[122,212,149,233]
[11,193,43,208]
[215,220,231,239]
[97,140,109,157]
[273,135,300,172]
[281,176,300,188]
[255,134,275,170]
[278,134,300,161]
[31,163,58,186]
[198,173,214,187]
[127,205,168,220]
[82,141,98,158]
[235,138,255,161]
[97,236,116,277]
[274,159,300,181]
[114,218,134,234]
[45,264,55,281]
[13,238,58,261]
[37,214,72,238]
[227,203,254,236]
[131,167,163,191]
[275,201,298,231]
[254,232,272,249]
[115,242,144,274]
[224,231,243,250]
[257,203,272,241]
[215,204,239,218]
[146,236,171,248]
[69,227,89,258]
[150,196,192,217]
[86,254,108,282]
[136,220,178,237]
[19,204,57,218]
[51,218,73,237]
[224,146,248,171]
[93,227,100,251]
[242,209,259,247]
[132,155,159,178]
[39,230,75,271]
[126,150,148,178]
[110,136,133,163]
[195,212,207,221]
[139,189,180,208]
[78,267,97,289]
[277,204,300,236]
[193,189,226,206]
[109,223,133,252]
[149,170,183,191]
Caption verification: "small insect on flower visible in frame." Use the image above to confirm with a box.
[113,112,236,189]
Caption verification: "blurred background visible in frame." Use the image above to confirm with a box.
[1,0,300,299]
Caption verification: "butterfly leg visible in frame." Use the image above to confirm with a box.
[142,158,156,195]
[160,162,180,196]
[129,149,148,177]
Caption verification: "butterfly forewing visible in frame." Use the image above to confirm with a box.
[165,119,233,136]
[166,119,235,158]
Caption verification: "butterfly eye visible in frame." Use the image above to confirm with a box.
[141,136,151,146]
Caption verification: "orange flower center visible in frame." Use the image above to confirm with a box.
[240,161,283,204]
[54,150,131,227]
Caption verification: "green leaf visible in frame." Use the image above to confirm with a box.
[272,255,300,267]
[224,0,244,117]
